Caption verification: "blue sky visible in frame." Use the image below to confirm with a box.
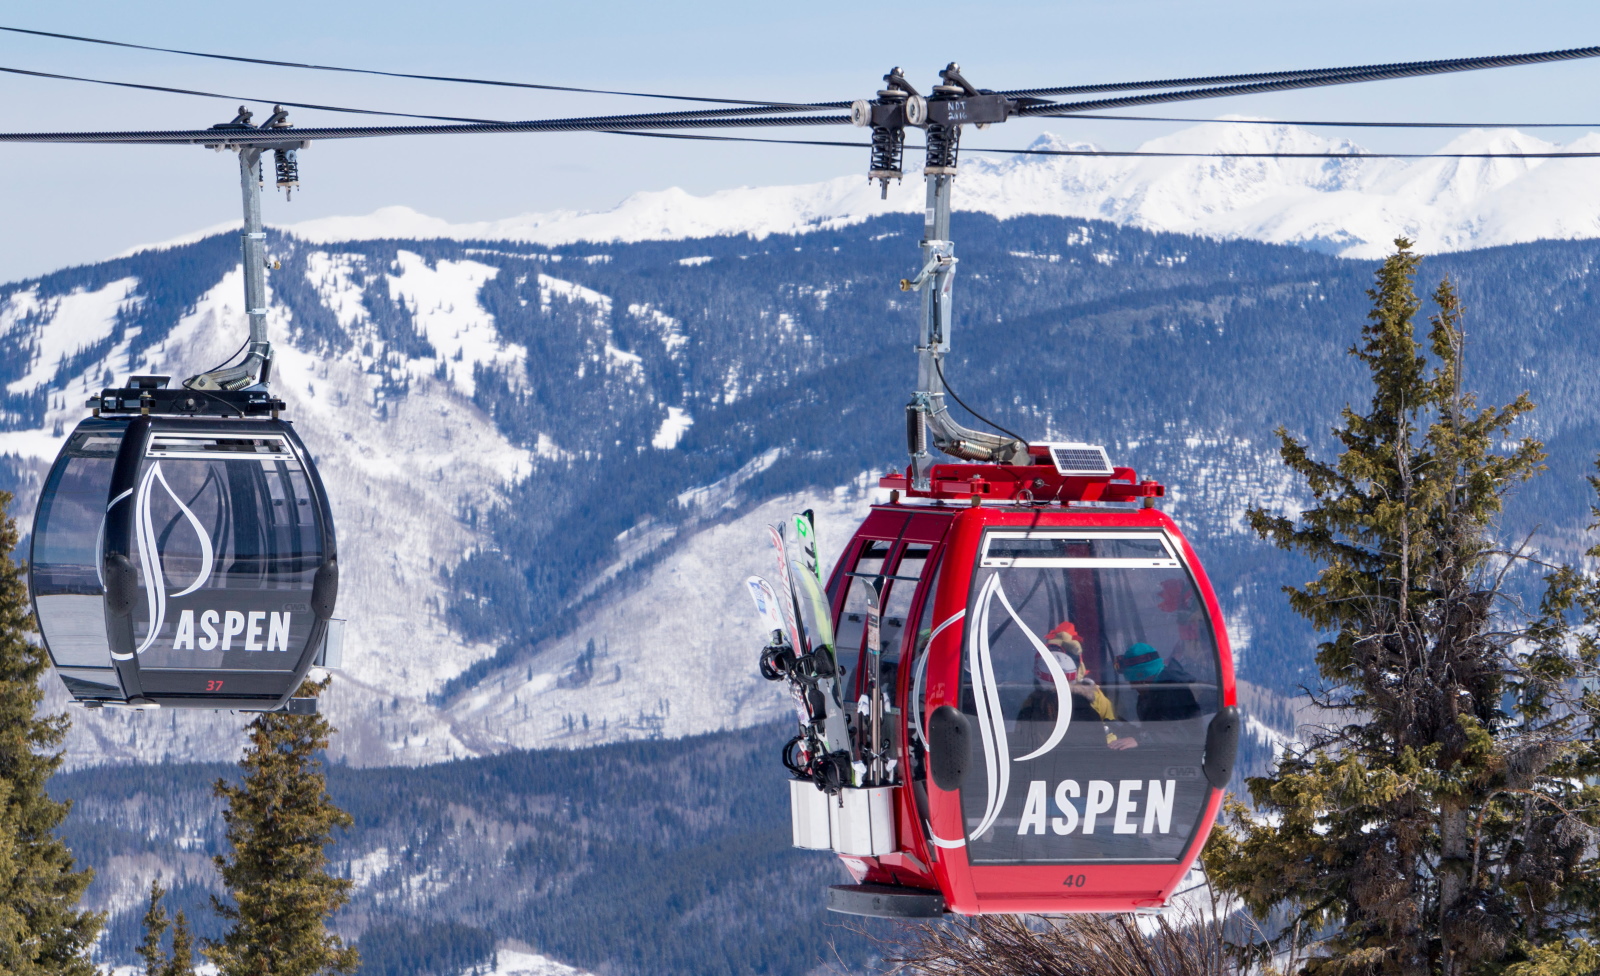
[1,0,1599,281]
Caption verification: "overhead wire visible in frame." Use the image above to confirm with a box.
[10,22,1594,117]
[0,111,852,146]
[0,23,847,111]
[10,56,1600,136]
[1063,113,1600,128]
[1017,46,1600,118]
[4,114,1591,159]
[616,129,1600,158]
[0,63,513,125]
[0,37,1596,156]
[977,146,1600,159]
[999,45,1600,99]
[9,23,1597,126]
[0,61,858,128]
[11,57,1600,146]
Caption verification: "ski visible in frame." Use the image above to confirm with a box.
[742,572,787,643]
[766,523,810,656]
[793,508,823,583]
[863,577,889,785]
[766,521,853,785]
[789,511,835,650]
[747,575,815,731]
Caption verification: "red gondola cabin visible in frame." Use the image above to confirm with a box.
[789,451,1239,917]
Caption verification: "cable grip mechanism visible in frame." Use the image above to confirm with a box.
[184,106,308,392]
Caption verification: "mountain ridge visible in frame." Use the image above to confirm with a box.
[115,121,1600,262]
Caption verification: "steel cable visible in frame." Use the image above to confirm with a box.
[0,23,847,111]
[1002,44,1600,100]
[1019,47,1600,118]
[611,130,1600,159]
[0,61,857,127]
[0,41,1596,147]
[1058,113,1600,128]
[17,58,1599,136]
[14,119,1600,157]
[0,111,853,146]
[0,63,512,125]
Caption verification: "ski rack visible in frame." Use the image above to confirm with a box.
[879,453,1164,505]
[89,375,286,418]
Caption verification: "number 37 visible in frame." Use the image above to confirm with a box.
[205,679,224,692]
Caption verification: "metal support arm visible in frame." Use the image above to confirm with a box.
[904,169,1028,489]
[185,109,283,392]
[185,147,271,391]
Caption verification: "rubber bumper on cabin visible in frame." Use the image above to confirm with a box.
[826,883,947,918]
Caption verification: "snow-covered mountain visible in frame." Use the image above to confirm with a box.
[174,122,1600,260]
[16,171,1600,772]
[0,256,862,769]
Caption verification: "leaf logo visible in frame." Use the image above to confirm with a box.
[113,461,215,660]
[965,575,1071,841]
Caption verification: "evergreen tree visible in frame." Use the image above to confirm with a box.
[1205,241,1600,974]
[207,679,358,976]
[0,490,101,975]
[137,881,169,976]
[137,880,195,976]
[165,910,195,976]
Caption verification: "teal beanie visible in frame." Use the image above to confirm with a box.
[1118,643,1164,683]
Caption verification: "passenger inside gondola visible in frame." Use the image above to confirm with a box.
[1012,623,1137,752]
[956,531,1222,862]
[1116,643,1202,722]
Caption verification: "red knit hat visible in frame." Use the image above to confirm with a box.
[1158,578,1191,613]
[1045,621,1081,644]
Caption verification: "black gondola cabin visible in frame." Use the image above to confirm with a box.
[30,378,338,710]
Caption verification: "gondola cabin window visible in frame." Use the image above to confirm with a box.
[958,530,1221,864]
[836,542,932,700]
[128,433,324,671]
[878,545,930,695]
[32,432,122,678]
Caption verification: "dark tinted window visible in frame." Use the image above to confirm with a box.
[127,433,324,672]
[32,430,120,669]
[958,531,1221,864]
[835,540,890,692]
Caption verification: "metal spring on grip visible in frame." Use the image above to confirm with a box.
[868,124,904,198]
[924,121,960,174]
[906,399,928,457]
[273,148,300,199]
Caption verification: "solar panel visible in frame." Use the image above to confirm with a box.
[1042,442,1113,476]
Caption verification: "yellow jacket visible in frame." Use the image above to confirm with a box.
[1085,686,1120,744]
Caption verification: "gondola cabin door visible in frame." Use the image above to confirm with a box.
[824,507,953,898]
[922,506,1233,913]
[810,494,1237,917]
[31,393,340,711]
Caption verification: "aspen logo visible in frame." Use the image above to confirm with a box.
[966,574,1077,841]
[171,610,292,652]
[112,460,219,661]
[1018,779,1176,836]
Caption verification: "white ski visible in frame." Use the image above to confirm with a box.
[747,576,815,731]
